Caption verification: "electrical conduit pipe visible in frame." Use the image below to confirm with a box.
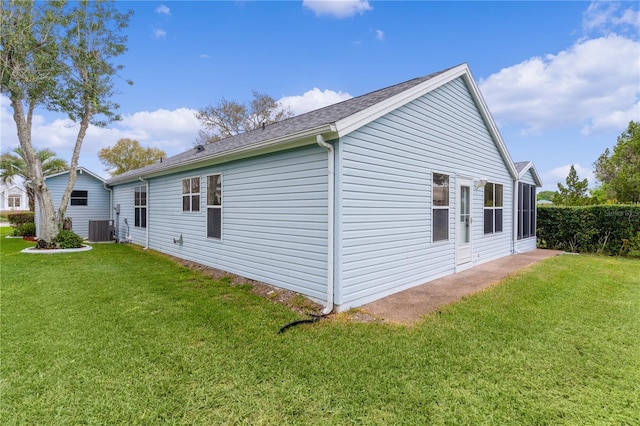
[316,134,334,315]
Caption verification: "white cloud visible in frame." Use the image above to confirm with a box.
[583,2,640,34]
[303,0,372,18]
[479,34,640,135]
[155,4,171,16]
[375,29,384,41]
[152,27,166,39]
[200,53,210,59]
[545,163,595,189]
[278,88,352,115]
[1,96,199,178]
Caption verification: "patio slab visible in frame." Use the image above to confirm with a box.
[361,249,564,324]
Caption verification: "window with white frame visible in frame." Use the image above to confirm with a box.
[70,190,88,206]
[206,174,222,240]
[134,185,147,228]
[8,195,20,208]
[432,173,450,242]
[484,182,503,234]
[182,177,200,212]
[518,182,536,239]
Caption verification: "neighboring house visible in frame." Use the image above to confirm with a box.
[0,184,29,212]
[35,167,111,239]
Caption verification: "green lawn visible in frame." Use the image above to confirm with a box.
[1,228,639,425]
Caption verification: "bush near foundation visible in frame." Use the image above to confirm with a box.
[537,205,640,255]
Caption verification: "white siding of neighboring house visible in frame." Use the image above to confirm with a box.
[36,170,111,238]
[113,145,329,301]
[335,76,514,309]
[515,168,538,253]
[1,185,29,212]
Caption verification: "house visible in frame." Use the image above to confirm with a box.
[35,167,111,239]
[82,63,539,312]
[0,183,29,212]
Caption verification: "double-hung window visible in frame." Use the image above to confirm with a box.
[182,177,200,212]
[432,173,450,242]
[484,182,503,234]
[518,183,536,239]
[8,195,20,208]
[70,190,88,206]
[134,185,147,228]
[207,174,222,240]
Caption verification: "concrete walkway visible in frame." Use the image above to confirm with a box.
[362,249,564,324]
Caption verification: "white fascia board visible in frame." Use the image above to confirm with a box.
[334,63,519,181]
[517,161,544,187]
[119,124,337,182]
[334,64,469,137]
[461,69,519,181]
[44,166,106,182]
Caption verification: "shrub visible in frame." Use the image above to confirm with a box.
[17,222,36,237]
[7,212,34,227]
[537,205,640,255]
[54,230,85,249]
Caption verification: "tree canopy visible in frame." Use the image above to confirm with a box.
[0,147,68,211]
[554,165,590,206]
[196,91,293,143]
[1,0,132,246]
[594,121,640,203]
[99,138,166,175]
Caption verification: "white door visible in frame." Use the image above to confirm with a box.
[457,178,472,265]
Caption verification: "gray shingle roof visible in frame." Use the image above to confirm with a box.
[107,67,453,185]
[514,161,531,174]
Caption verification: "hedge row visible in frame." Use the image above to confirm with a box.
[7,212,35,227]
[537,205,640,255]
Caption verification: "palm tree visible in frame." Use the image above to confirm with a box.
[0,148,69,211]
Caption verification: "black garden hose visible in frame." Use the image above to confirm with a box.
[278,314,325,334]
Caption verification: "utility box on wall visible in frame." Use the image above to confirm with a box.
[88,220,114,242]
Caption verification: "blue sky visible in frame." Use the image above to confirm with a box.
[1,0,639,192]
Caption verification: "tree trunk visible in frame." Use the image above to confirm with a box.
[10,97,60,246]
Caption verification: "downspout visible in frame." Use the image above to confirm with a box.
[139,177,149,249]
[316,134,334,315]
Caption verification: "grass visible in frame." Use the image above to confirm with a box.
[1,227,639,425]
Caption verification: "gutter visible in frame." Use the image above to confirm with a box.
[316,134,334,315]
[103,182,115,241]
[139,176,149,249]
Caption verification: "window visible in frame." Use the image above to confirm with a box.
[484,183,503,234]
[8,195,20,208]
[518,183,536,239]
[207,174,222,240]
[70,190,88,206]
[182,177,200,212]
[432,173,449,242]
[134,185,147,228]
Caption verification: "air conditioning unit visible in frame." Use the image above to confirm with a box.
[88,220,114,242]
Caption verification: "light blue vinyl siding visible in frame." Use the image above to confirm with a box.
[112,181,147,244]
[114,145,329,300]
[37,170,110,238]
[336,77,513,308]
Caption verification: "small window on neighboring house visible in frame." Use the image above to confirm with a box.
[8,195,20,208]
[518,183,536,240]
[484,183,503,234]
[182,177,200,212]
[432,173,450,242]
[70,190,88,206]
[206,174,222,240]
[134,185,147,228]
